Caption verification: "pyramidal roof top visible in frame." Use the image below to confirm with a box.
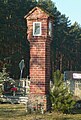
[24,6,54,19]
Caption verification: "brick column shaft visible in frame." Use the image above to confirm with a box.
[25,7,53,110]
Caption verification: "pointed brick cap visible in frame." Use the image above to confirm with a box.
[24,6,54,19]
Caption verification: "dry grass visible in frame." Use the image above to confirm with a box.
[0,104,81,120]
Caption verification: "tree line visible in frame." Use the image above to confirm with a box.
[0,0,81,79]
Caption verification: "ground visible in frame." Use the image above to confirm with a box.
[0,104,81,120]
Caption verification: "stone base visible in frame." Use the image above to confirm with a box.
[27,93,51,111]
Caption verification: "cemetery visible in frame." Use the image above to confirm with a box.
[0,5,80,110]
[0,6,53,112]
[0,62,30,104]
[0,0,81,119]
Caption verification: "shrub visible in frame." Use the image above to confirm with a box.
[0,66,15,95]
[50,70,75,113]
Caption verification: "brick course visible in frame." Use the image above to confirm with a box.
[25,6,54,111]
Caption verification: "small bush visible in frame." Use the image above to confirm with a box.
[50,70,75,113]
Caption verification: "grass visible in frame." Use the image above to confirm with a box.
[0,104,81,120]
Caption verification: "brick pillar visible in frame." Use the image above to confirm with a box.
[29,38,51,110]
[24,7,53,111]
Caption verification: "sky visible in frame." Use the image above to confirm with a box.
[52,0,81,25]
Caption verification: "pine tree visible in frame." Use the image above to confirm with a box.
[0,66,9,94]
[50,70,75,113]
[0,66,9,84]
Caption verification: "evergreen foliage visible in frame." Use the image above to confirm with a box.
[0,66,9,84]
[0,0,37,79]
[50,70,75,113]
[0,65,15,95]
[0,66,9,94]
[0,0,81,78]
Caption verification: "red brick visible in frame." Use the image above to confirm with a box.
[25,6,54,111]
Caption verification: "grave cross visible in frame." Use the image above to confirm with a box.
[19,59,25,80]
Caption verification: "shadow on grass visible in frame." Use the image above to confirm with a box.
[0,104,81,120]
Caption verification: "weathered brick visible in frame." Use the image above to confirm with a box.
[25,6,54,111]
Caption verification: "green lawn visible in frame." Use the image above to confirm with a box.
[0,104,81,120]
